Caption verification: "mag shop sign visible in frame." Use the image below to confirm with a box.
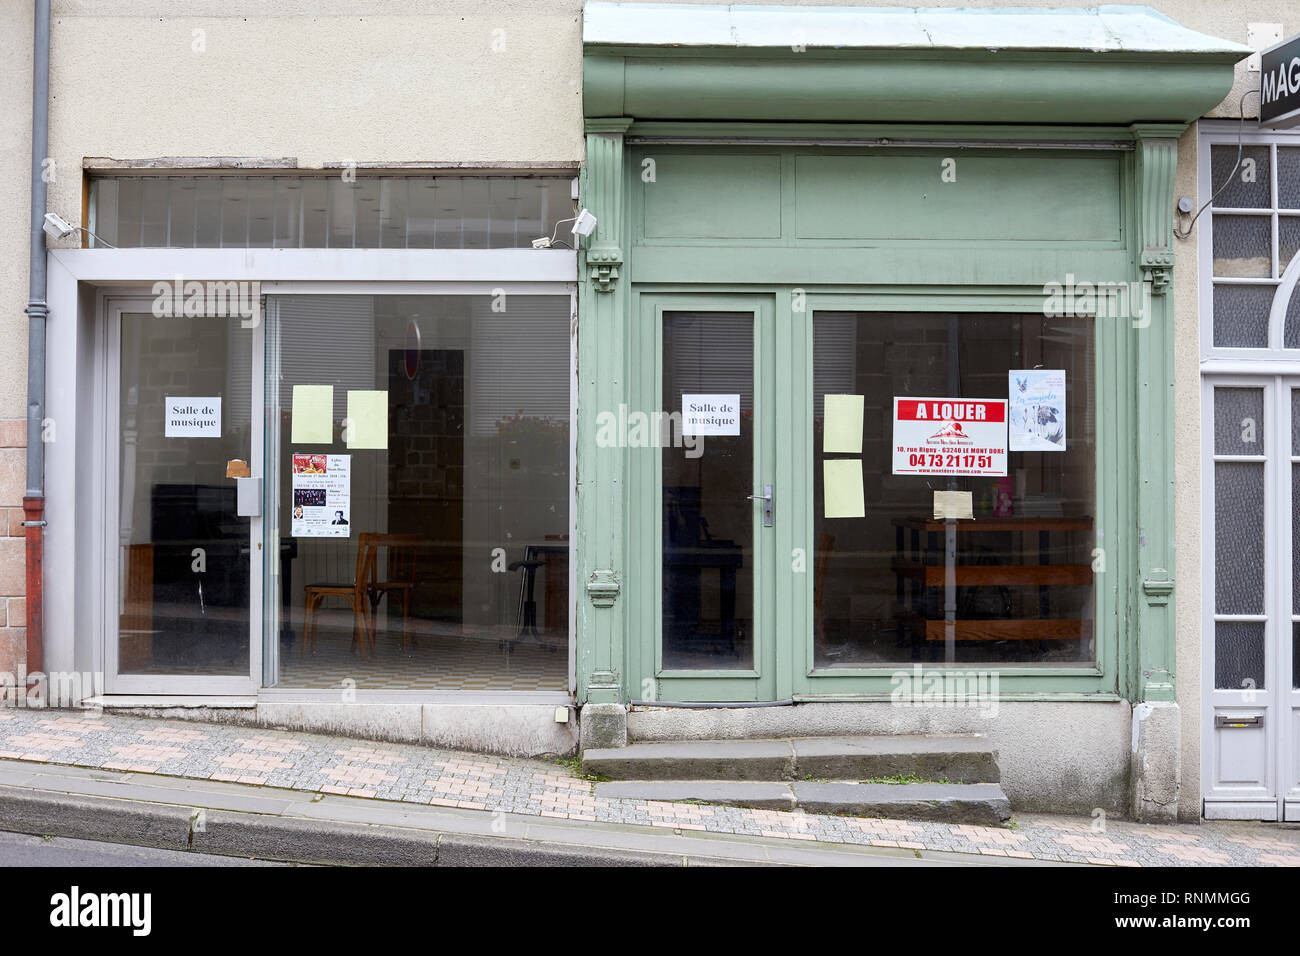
[892,397,1007,477]
[1260,33,1300,130]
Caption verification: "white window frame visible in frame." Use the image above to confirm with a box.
[1198,121,1300,370]
[1198,122,1300,818]
[46,248,578,702]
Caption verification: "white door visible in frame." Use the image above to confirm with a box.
[1201,376,1300,820]
[103,297,263,695]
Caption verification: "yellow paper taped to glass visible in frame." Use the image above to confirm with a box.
[823,394,864,454]
[291,385,333,444]
[346,390,389,450]
[823,459,865,518]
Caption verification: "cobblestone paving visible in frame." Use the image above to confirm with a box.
[1,708,1298,866]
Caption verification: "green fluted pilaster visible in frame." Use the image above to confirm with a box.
[576,118,632,704]
[1130,123,1184,703]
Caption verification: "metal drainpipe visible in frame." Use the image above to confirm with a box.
[23,0,51,688]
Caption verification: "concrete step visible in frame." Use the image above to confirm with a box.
[595,779,1012,827]
[582,735,999,784]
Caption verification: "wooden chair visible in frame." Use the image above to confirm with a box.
[303,534,379,658]
[814,533,835,646]
[365,534,420,653]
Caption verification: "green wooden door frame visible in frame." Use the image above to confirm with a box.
[575,121,1187,707]
[629,292,777,703]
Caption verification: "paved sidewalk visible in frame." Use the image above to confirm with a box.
[1,708,1297,866]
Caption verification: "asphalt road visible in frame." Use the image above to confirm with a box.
[0,829,297,866]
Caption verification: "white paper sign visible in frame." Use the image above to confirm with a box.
[164,397,222,438]
[291,453,351,538]
[682,394,741,436]
[892,397,1008,476]
[1009,370,1066,451]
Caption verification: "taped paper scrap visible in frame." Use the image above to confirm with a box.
[823,394,864,454]
[824,459,865,518]
[291,385,334,444]
[933,490,974,520]
[346,390,389,450]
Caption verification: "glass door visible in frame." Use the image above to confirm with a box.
[105,300,261,694]
[637,295,776,702]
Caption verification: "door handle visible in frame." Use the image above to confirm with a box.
[747,483,774,527]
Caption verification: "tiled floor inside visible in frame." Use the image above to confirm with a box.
[275,610,566,691]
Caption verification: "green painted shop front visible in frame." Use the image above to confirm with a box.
[572,5,1246,716]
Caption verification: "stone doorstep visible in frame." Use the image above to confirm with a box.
[594,779,1012,828]
[582,735,999,784]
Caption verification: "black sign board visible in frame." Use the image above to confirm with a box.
[1260,34,1300,129]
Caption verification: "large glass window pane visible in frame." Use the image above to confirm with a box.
[1281,217,1300,271]
[1213,284,1273,348]
[269,295,570,690]
[1214,387,1264,456]
[1294,463,1300,618]
[1293,623,1299,691]
[1214,462,1265,614]
[1211,145,1272,209]
[193,178,223,248]
[406,180,438,249]
[1293,388,1300,455]
[1279,148,1300,210]
[90,175,573,249]
[246,178,274,248]
[167,178,197,248]
[299,178,328,249]
[378,177,408,249]
[115,178,143,247]
[272,177,302,249]
[118,312,251,675]
[1215,621,1265,690]
[353,178,381,248]
[1213,215,1273,278]
[327,178,357,248]
[811,312,1096,666]
[219,177,249,248]
[138,176,169,247]
[91,179,120,247]
[1287,285,1300,350]
[661,312,754,670]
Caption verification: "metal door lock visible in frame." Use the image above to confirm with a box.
[747,483,773,527]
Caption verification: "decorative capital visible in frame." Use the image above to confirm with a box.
[1141,573,1174,606]
[1140,251,1175,294]
[586,568,621,607]
[587,246,623,293]
[1130,124,1184,299]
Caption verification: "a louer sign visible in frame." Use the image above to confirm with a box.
[1260,33,1300,129]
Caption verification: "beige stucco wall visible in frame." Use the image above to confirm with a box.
[0,2,34,423]
[1,0,1295,816]
[1173,121,1203,822]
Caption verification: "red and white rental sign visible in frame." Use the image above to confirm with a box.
[892,397,1008,476]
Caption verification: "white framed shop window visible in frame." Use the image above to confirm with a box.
[1198,121,1300,368]
[44,248,577,702]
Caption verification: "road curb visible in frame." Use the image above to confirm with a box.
[0,784,740,867]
